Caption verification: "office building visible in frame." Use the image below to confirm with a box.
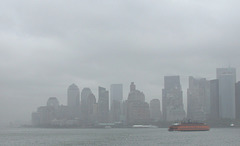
[47,97,59,110]
[162,76,185,121]
[187,77,210,121]
[126,82,150,124]
[97,86,109,123]
[67,84,80,108]
[236,81,240,119]
[150,99,161,122]
[209,79,219,120]
[110,84,123,122]
[81,88,94,125]
[217,67,236,119]
[32,97,59,126]
[67,83,80,119]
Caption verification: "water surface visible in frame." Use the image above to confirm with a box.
[0,128,239,146]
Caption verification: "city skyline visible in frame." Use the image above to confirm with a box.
[1,67,240,125]
[1,0,240,126]
[31,70,240,127]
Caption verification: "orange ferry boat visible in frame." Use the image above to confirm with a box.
[168,121,210,131]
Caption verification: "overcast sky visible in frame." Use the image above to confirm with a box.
[1,0,240,125]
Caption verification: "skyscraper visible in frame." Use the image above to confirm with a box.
[97,86,109,123]
[128,82,145,102]
[87,93,97,124]
[110,84,123,122]
[47,97,59,110]
[162,76,185,121]
[126,82,150,124]
[81,88,92,104]
[32,97,60,126]
[67,83,80,108]
[217,67,236,119]
[67,83,80,119]
[187,77,210,121]
[209,79,219,120]
[150,99,161,122]
[110,84,123,101]
[81,88,94,125]
[235,81,240,119]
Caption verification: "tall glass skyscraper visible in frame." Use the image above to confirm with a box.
[217,67,236,119]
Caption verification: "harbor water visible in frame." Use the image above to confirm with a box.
[0,128,240,146]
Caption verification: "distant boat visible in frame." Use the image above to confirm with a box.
[132,125,158,128]
[105,126,112,129]
[168,121,210,131]
[230,123,235,127]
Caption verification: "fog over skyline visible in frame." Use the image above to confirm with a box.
[1,0,240,125]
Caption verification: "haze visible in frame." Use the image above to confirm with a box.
[1,0,240,125]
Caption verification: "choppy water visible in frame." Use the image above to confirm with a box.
[0,128,240,146]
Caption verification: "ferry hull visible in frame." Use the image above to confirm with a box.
[168,124,210,131]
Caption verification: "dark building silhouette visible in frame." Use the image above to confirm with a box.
[56,105,72,121]
[128,82,145,102]
[110,84,123,122]
[81,88,97,126]
[86,93,98,125]
[126,82,150,124]
[236,81,240,119]
[67,84,80,119]
[150,99,161,122]
[187,77,210,121]
[97,86,109,123]
[32,97,59,127]
[81,88,92,125]
[162,76,185,121]
[217,67,236,119]
[47,97,59,110]
[210,79,219,120]
[67,84,80,107]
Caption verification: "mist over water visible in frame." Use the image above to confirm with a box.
[0,128,240,146]
[1,1,240,142]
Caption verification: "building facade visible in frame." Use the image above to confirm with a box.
[162,76,185,121]
[126,82,150,124]
[67,84,80,108]
[81,88,96,126]
[67,83,80,119]
[217,67,236,119]
[110,84,123,122]
[47,97,59,110]
[150,99,161,122]
[187,77,210,121]
[209,79,219,120]
[97,86,109,123]
[32,97,59,127]
[236,81,240,119]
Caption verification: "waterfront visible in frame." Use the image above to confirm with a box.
[0,128,240,146]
